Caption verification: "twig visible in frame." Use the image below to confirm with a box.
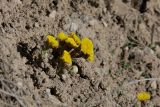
[124,78,160,87]
[0,89,26,107]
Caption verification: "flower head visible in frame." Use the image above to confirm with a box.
[58,32,68,41]
[137,92,151,101]
[69,32,81,45]
[60,50,72,65]
[47,35,59,48]
[65,37,78,48]
[81,38,94,55]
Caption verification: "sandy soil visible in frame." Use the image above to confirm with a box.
[0,0,160,107]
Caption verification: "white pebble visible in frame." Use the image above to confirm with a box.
[102,19,108,27]
[17,81,23,88]
[70,22,78,32]
[144,47,154,55]
[49,10,56,19]
[34,22,39,27]
[61,74,67,81]
[70,65,78,74]
[151,81,157,90]
[14,0,22,4]
[89,19,97,26]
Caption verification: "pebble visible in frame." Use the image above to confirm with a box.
[102,19,108,27]
[17,81,23,88]
[49,10,56,19]
[61,74,67,81]
[151,81,157,90]
[89,19,97,26]
[14,0,22,4]
[70,22,78,32]
[34,22,39,28]
[70,65,78,74]
[144,47,154,55]
[46,88,51,95]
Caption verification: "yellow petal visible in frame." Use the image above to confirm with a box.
[60,50,72,65]
[58,32,68,41]
[69,32,81,45]
[87,53,94,62]
[137,92,151,101]
[47,35,59,48]
[65,38,78,48]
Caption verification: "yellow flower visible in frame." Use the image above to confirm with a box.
[65,37,78,48]
[47,35,59,48]
[137,92,151,101]
[58,32,68,41]
[80,38,94,55]
[87,53,94,62]
[69,32,81,45]
[60,50,72,65]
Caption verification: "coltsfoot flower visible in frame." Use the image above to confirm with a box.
[137,92,151,101]
[60,50,72,65]
[65,37,78,48]
[69,32,81,45]
[58,32,68,41]
[80,38,94,62]
[47,35,59,48]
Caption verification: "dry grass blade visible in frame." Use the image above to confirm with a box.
[0,79,27,107]
[0,89,26,107]
[124,78,160,87]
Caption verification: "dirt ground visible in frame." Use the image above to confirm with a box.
[0,0,160,107]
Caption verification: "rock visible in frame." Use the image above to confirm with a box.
[34,22,39,28]
[102,19,108,27]
[49,10,56,19]
[61,74,67,81]
[144,47,154,55]
[17,81,23,88]
[151,81,157,90]
[46,88,51,97]
[70,22,78,32]
[14,0,22,4]
[89,19,97,26]
[70,65,78,75]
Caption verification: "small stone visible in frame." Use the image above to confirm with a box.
[70,65,78,74]
[89,19,97,26]
[17,81,23,88]
[46,88,51,98]
[61,74,67,81]
[46,89,51,95]
[102,19,108,27]
[151,81,157,90]
[49,10,56,19]
[70,22,78,32]
[62,69,68,74]
[14,0,22,4]
[125,46,129,51]
[144,47,154,55]
[34,22,39,27]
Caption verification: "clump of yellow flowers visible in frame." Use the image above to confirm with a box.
[137,91,151,101]
[46,32,94,65]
